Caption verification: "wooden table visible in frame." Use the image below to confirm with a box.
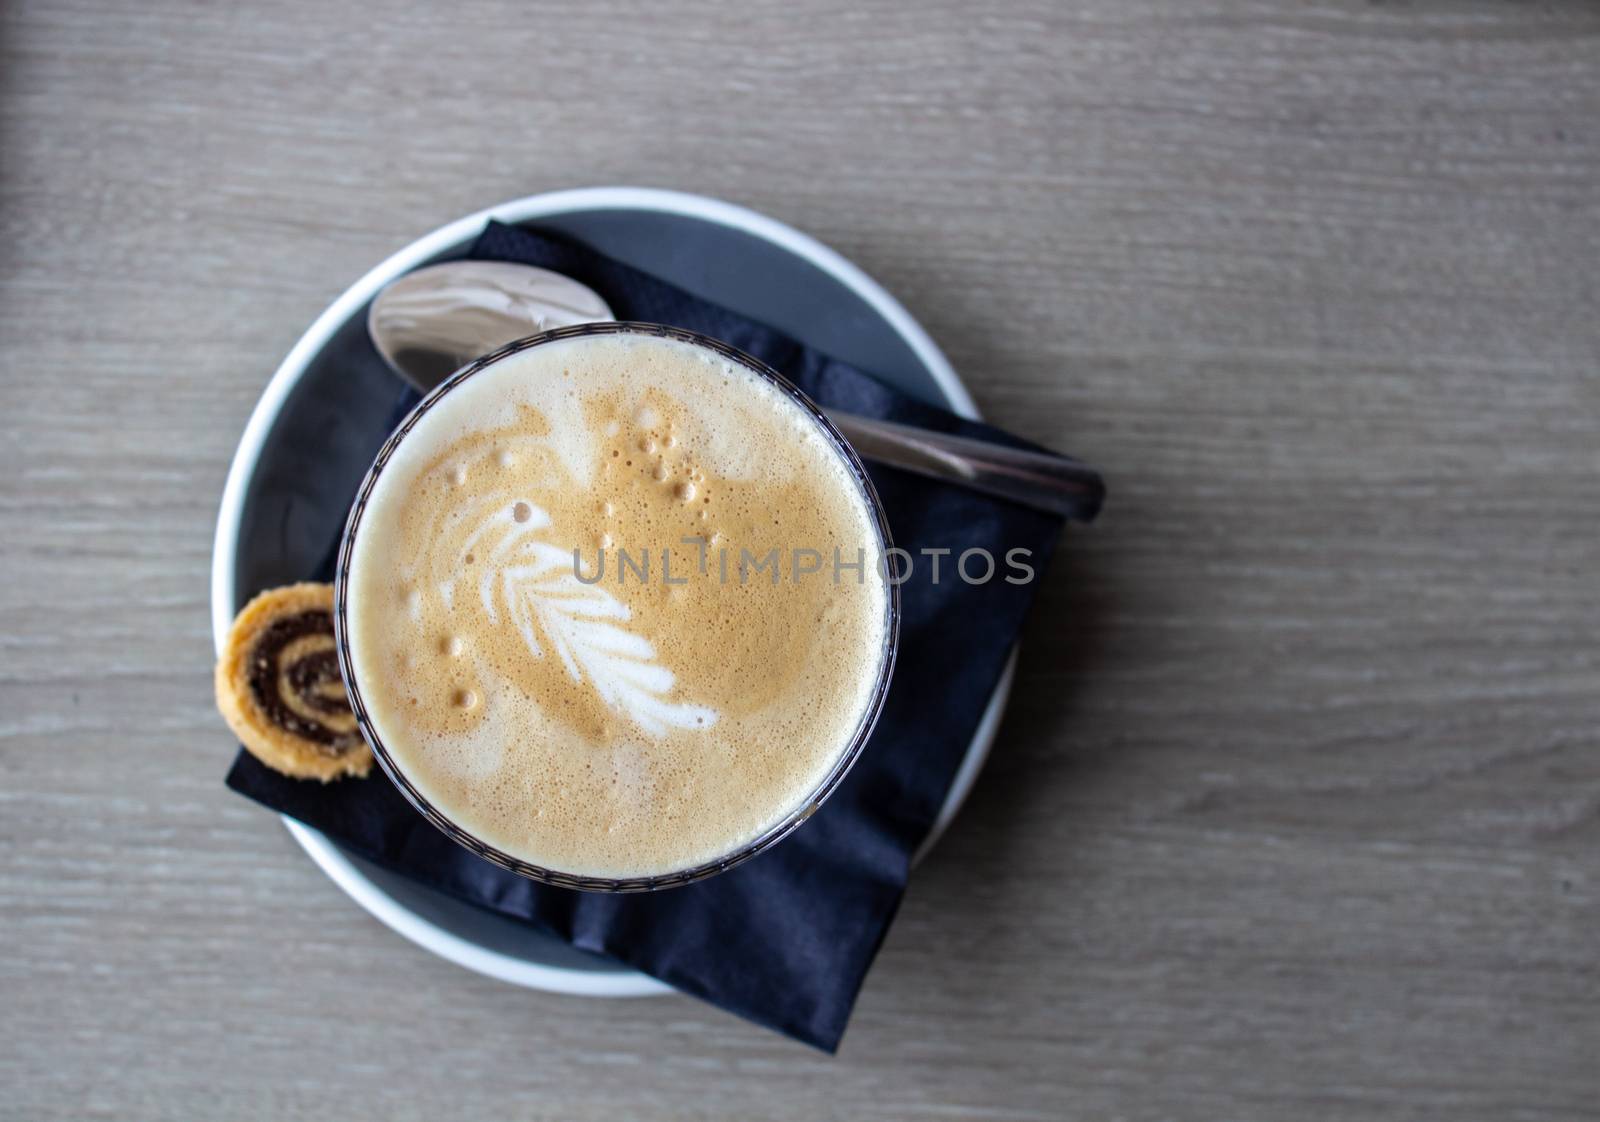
[3,2,1596,1117]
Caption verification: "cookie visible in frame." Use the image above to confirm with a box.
[215,582,372,781]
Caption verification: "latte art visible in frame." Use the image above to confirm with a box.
[343,330,892,880]
[462,494,717,736]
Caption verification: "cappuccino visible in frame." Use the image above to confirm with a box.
[342,328,892,880]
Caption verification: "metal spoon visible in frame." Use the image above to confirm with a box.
[368,262,1104,522]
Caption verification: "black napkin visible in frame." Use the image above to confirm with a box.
[227,221,1085,1051]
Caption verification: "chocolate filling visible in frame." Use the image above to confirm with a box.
[246,609,360,754]
[286,649,347,714]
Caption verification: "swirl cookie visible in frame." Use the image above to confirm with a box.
[215,582,371,781]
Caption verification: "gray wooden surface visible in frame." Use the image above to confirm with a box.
[2,1,1597,1118]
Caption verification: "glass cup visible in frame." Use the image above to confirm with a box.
[333,322,900,891]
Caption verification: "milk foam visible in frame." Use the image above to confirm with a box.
[345,333,890,879]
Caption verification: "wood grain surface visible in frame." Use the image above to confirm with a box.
[2,1,1597,1118]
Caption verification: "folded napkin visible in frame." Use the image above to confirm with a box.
[226,220,1088,1051]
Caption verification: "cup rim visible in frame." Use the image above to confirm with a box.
[332,321,902,892]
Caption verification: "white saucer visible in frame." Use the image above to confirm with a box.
[212,187,1016,997]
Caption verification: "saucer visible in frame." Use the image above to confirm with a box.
[211,187,1016,997]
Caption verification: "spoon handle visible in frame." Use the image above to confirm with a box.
[823,409,1104,523]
